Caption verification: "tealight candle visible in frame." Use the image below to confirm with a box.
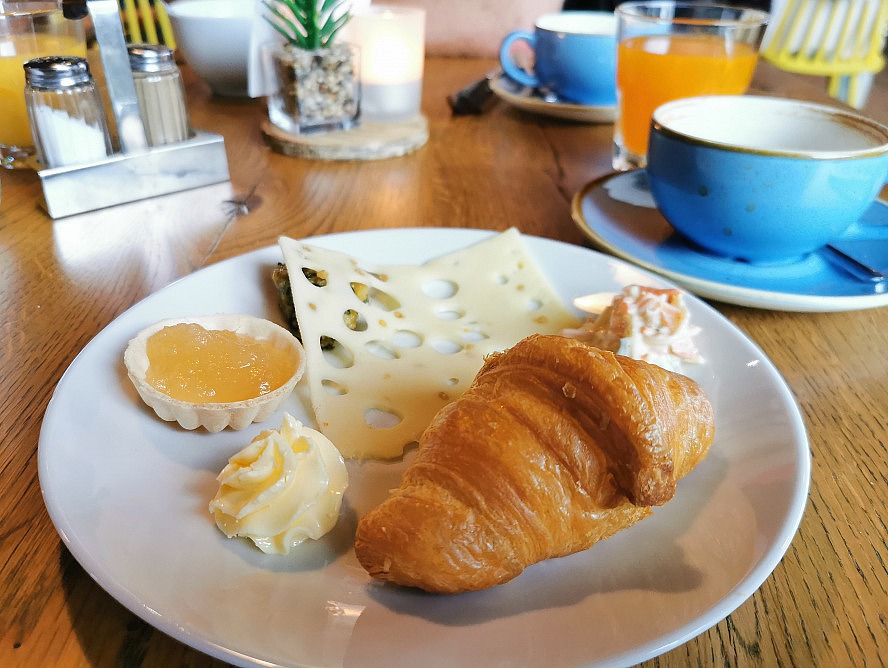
[344,6,425,122]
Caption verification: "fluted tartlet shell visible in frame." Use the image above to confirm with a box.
[123,314,306,433]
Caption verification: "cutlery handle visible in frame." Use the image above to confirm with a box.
[448,73,496,115]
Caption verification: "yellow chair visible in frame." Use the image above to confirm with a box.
[762,0,887,108]
[121,0,176,47]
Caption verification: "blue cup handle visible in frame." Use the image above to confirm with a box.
[500,30,539,88]
[835,213,888,241]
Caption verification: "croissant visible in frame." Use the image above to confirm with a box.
[354,334,715,594]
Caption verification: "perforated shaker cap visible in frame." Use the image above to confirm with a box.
[23,56,92,89]
[128,43,177,73]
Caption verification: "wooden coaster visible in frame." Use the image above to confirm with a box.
[261,115,429,161]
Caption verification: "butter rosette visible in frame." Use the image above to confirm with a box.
[209,413,348,554]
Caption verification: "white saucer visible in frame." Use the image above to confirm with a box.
[490,73,616,124]
[571,170,888,312]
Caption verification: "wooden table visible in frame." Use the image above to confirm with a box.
[1,57,885,667]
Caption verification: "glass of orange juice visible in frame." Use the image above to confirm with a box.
[613,1,768,171]
[0,1,86,169]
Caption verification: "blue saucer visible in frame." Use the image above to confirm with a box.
[489,73,616,124]
[571,170,888,311]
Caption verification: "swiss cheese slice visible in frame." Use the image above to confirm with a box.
[279,229,580,459]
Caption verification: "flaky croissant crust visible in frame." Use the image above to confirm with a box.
[354,334,715,593]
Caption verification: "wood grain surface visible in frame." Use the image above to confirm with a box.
[1,56,885,667]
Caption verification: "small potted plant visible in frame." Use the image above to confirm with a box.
[264,0,360,134]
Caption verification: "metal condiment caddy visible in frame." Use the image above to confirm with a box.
[38,0,229,219]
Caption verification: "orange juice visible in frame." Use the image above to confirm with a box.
[0,32,86,148]
[616,34,759,159]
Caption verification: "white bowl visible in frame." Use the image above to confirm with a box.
[162,0,255,97]
[124,313,306,432]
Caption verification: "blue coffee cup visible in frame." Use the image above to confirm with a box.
[499,12,617,106]
[646,96,888,265]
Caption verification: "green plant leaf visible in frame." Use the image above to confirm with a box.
[263,1,310,47]
[320,0,347,17]
[319,13,351,47]
[264,0,351,49]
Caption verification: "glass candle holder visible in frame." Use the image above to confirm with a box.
[344,6,425,122]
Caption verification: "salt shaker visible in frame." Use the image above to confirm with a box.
[128,44,191,146]
[24,56,113,169]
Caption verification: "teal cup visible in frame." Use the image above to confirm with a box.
[499,12,617,106]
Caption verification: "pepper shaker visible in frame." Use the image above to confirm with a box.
[128,44,191,146]
[24,56,113,169]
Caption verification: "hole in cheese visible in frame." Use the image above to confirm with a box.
[300,267,328,287]
[365,270,388,282]
[321,337,354,369]
[431,339,464,355]
[345,309,368,332]
[349,281,369,302]
[322,379,348,395]
[526,298,544,311]
[363,286,400,312]
[435,307,465,321]
[365,340,400,360]
[364,407,402,429]
[391,330,423,348]
[422,279,459,299]
[461,327,489,342]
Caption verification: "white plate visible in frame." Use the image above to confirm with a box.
[490,73,617,124]
[39,228,809,668]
